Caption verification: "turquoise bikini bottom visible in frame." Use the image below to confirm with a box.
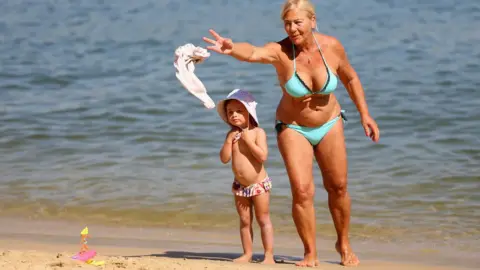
[275,110,346,146]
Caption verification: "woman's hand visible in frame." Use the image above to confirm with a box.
[361,114,380,142]
[203,29,234,55]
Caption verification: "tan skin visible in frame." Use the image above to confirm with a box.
[219,100,275,264]
[206,8,379,268]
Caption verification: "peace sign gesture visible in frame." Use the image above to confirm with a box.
[202,29,234,55]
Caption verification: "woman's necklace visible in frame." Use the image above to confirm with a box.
[305,47,314,64]
[305,51,313,65]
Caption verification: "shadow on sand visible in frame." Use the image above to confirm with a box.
[126,251,341,266]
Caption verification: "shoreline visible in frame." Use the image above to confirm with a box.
[0,217,477,269]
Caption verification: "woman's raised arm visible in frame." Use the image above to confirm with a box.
[203,29,280,64]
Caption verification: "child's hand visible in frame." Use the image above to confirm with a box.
[232,132,241,143]
[229,129,241,143]
[240,128,254,143]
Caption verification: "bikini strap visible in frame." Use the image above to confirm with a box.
[312,32,332,92]
[291,42,296,71]
[312,33,328,67]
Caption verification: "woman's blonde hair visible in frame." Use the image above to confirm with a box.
[280,0,316,20]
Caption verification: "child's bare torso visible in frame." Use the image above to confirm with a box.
[231,129,267,186]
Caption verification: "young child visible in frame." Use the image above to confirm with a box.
[217,89,275,264]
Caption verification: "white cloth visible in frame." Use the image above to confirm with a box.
[174,43,215,109]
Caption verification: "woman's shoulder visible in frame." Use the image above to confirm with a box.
[314,32,345,53]
[270,37,293,56]
[262,39,285,52]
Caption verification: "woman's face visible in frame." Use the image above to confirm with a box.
[283,9,316,46]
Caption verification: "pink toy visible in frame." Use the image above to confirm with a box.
[72,250,97,262]
[71,227,105,266]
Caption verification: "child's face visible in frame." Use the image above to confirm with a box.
[225,100,249,128]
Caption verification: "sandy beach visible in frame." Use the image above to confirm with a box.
[0,218,476,270]
[0,248,474,270]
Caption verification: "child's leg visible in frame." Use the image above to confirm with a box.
[252,191,275,264]
[234,195,253,262]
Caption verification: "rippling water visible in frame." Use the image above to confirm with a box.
[0,0,479,255]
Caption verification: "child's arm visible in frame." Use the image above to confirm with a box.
[242,128,268,162]
[219,130,239,164]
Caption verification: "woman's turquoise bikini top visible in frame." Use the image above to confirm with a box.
[284,34,338,97]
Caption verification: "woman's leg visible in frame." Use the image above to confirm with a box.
[277,127,318,267]
[314,119,359,266]
[233,195,254,263]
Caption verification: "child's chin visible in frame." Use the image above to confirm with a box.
[230,122,243,127]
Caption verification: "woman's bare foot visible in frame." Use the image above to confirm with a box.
[260,253,275,264]
[233,253,252,263]
[335,242,359,267]
[295,253,319,267]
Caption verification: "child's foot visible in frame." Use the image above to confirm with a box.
[233,253,252,263]
[260,253,275,264]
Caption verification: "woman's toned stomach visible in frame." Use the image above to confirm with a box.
[276,92,341,127]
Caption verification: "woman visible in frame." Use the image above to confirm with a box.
[203,0,379,267]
